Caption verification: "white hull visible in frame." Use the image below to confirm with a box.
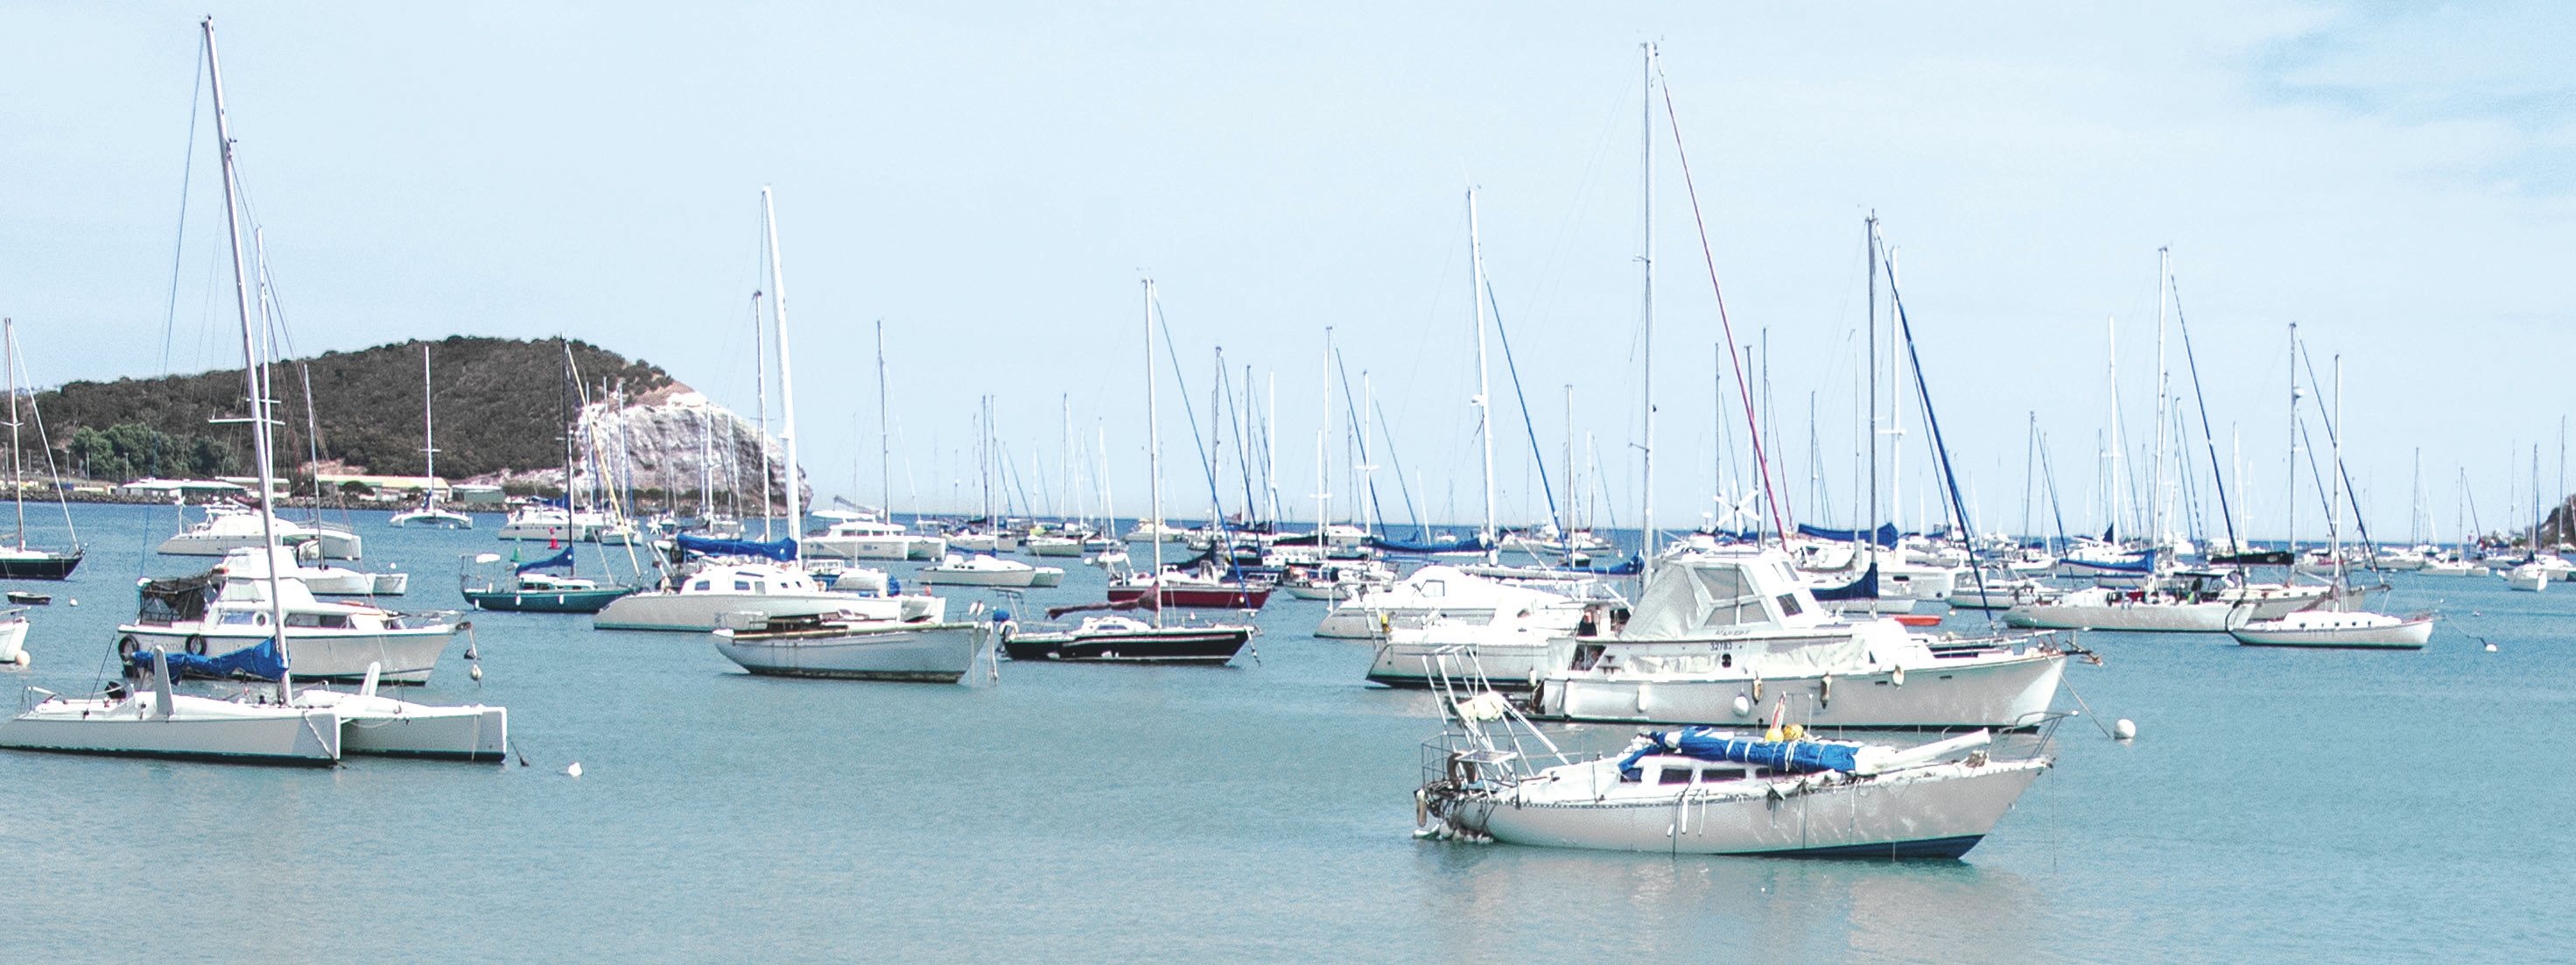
[916,567,1065,588]
[0,616,25,665]
[1025,538,1084,557]
[595,591,934,632]
[2229,615,2434,649]
[805,535,945,560]
[389,510,474,529]
[1367,629,1555,688]
[1537,653,2065,729]
[1445,757,2046,856]
[2002,601,2236,632]
[0,693,340,764]
[2506,570,2551,592]
[1319,606,1500,639]
[712,623,982,681]
[123,626,454,684]
[296,690,508,760]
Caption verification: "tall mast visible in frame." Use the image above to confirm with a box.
[419,344,438,510]
[751,290,770,535]
[1867,214,1878,548]
[1143,278,1165,626]
[2151,247,2172,550]
[1316,327,1332,535]
[203,17,291,699]
[1360,370,1377,537]
[1465,187,1497,549]
[877,320,891,516]
[2106,314,2124,540]
[761,187,802,560]
[2285,322,2299,560]
[4,319,21,548]
[1639,40,1658,564]
[2328,355,2343,584]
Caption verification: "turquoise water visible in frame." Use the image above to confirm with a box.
[3,504,2568,961]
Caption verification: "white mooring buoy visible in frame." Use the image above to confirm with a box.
[2485,643,2499,652]
[469,664,484,681]
[2113,719,2137,741]
[565,761,584,778]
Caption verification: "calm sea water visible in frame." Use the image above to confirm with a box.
[2,504,2567,962]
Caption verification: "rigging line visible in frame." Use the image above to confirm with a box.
[1372,397,1430,540]
[159,32,209,377]
[2294,342,2382,557]
[1330,348,1392,533]
[1150,296,1226,522]
[1656,71,1791,541]
[1482,278,1563,536]
[1883,255,1996,629]
[2168,275,2240,548]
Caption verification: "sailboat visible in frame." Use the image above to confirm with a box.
[390,344,474,528]
[6,19,501,764]
[0,320,81,580]
[2229,355,2434,649]
[1007,279,1256,666]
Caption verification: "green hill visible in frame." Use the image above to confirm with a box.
[36,336,674,482]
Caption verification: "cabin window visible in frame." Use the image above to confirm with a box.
[1776,594,1803,616]
[1570,644,1604,672]
[690,580,712,592]
[1657,767,1692,785]
[733,580,755,593]
[284,613,354,629]
[1700,768,1745,782]
[220,612,261,626]
[1421,580,1445,598]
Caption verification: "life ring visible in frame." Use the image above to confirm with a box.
[185,635,208,657]
[116,635,139,659]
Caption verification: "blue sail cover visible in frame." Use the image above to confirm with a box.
[131,637,289,682]
[1808,564,1880,602]
[516,546,575,573]
[1796,523,1900,548]
[675,533,797,562]
[1618,726,1862,779]
[1365,533,1496,556]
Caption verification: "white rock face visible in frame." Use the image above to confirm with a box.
[464,386,809,510]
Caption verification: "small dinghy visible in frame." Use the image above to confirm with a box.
[7,591,49,606]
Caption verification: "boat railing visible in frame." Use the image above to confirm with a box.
[16,686,58,711]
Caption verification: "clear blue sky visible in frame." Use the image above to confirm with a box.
[4,3,2569,540]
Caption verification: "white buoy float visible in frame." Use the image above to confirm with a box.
[469,664,484,681]
[66,599,76,607]
[565,761,583,778]
[2113,719,2137,741]
[1731,694,1753,716]
[2485,643,2499,652]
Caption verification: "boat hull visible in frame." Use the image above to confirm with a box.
[0,696,340,764]
[122,626,455,684]
[305,694,508,761]
[2229,617,2434,649]
[1535,652,2066,729]
[712,623,981,681]
[1002,627,1249,664]
[595,591,922,632]
[0,553,81,580]
[1444,758,2046,857]
[1107,585,1272,609]
[464,585,635,613]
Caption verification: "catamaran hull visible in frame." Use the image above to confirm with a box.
[0,701,340,764]
[121,627,454,684]
[337,705,509,760]
[1534,654,2066,729]
[712,624,980,681]
[1442,759,2046,857]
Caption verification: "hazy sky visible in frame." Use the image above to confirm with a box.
[4,3,2569,540]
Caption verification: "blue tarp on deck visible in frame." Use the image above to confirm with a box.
[130,637,289,682]
[516,547,575,573]
[1796,523,1900,548]
[1618,726,1862,779]
[675,533,797,562]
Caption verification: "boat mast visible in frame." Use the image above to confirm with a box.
[760,187,802,561]
[1639,40,1658,565]
[1316,327,1332,537]
[1867,214,1878,551]
[2151,247,2171,552]
[2328,355,2343,588]
[203,17,291,699]
[4,319,21,549]
[752,290,770,537]
[877,320,891,518]
[1144,278,1165,626]
[2285,322,2299,562]
[1465,188,1497,553]
[419,344,439,511]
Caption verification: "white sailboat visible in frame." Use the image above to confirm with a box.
[390,344,474,528]
[2229,356,2436,649]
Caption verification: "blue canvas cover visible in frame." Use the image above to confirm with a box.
[675,533,797,562]
[1808,564,1880,602]
[131,637,289,681]
[516,546,575,573]
[1618,726,1862,779]
[1365,533,1496,556]
[1796,523,1900,548]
